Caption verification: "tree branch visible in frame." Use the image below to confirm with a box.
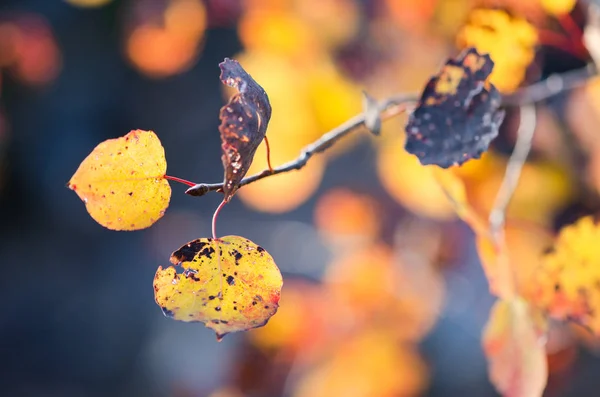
[185,94,417,196]
[185,65,596,197]
[489,104,537,236]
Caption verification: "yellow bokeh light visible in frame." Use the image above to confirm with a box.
[64,0,114,8]
[376,135,457,220]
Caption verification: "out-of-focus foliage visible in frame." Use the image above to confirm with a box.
[457,9,538,93]
[154,236,283,340]
[0,15,61,85]
[10,0,600,396]
[68,130,171,231]
[65,0,114,8]
[483,298,548,397]
[530,216,600,334]
[124,0,207,78]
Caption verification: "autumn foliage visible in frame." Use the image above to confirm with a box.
[60,0,600,396]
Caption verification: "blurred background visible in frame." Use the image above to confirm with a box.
[3,0,600,396]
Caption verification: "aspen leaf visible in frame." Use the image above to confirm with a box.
[153,235,283,340]
[219,58,272,201]
[483,298,548,397]
[68,129,171,231]
[530,216,600,333]
[405,47,505,168]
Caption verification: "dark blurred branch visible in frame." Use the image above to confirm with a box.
[186,65,596,197]
[185,94,417,196]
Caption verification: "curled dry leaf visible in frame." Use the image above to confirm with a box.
[529,216,600,334]
[153,235,283,340]
[219,58,272,201]
[405,47,505,168]
[483,298,548,397]
[67,129,171,231]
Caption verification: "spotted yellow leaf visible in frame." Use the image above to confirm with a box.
[68,129,171,231]
[153,235,283,340]
[529,216,600,333]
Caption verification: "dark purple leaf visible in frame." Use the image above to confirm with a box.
[219,58,272,201]
[404,47,505,168]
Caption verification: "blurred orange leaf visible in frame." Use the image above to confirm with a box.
[292,329,428,397]
[477,222,553,299]
[483,298,548,397]
[153,236,283,340]
[68,130,171,231]
[529,216,600,333]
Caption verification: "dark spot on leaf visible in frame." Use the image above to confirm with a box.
[215,306,222,312]
[209,295,216,300]
[233,306,237,311]
[211,319,220,324]
[200,246,216,259]
[232,249,243,264]
[220,320,229,324]
[257,246,265,253]
[128,192,133,196]
[264,305,269,309]
[172,240,209,263]
[226,275,235,285]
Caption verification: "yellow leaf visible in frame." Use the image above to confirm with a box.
[68,129,171,231]
[153,236,283,340]
[483,298,548,397]
[540,0,577,16]
[457,9,538,93]
[529,216,600,333]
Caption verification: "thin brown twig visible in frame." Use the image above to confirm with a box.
[185,65,596,197]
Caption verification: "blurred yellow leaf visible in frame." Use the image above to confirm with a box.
[471,160,573,227]
[68,130,171,231]
[529,216,600,334]
[64,0,113,8]
[540,0,576,16]
[377,136,457,220]
[238,10,317,59]
[154,236,283,340]
[477,222,553,299]
[457,9,538,93]
[293,329,428,397]
[483,298,548,397]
